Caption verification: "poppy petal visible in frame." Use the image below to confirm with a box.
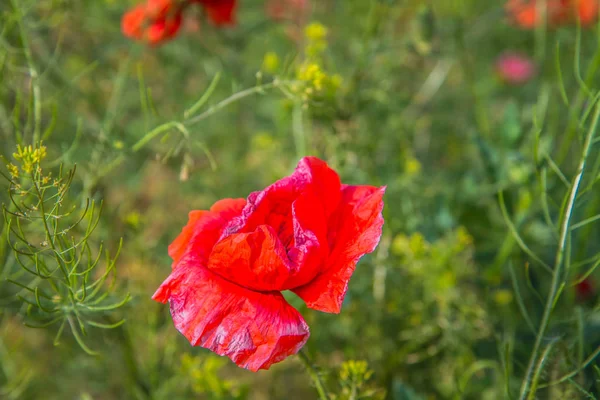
[283,188,328,288]
[168,198,245,267]
[293,185,386,313]
[201,0,237,25]
[152,258,309,371]
[208,225,293,291]
[122,5,147,40]
[577,0,599,25]
[208,188,328,291]
[221,156,340,239]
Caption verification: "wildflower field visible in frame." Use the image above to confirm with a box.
[3,0,600,399]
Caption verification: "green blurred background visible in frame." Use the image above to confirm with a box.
[2,0,600,399]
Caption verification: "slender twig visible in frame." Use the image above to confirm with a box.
[298,350,330,400]
[184,80,294,127]
[132,80,299,152]
[10,0,41,143]
[518,100,600,399]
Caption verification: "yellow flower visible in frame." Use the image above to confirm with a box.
[404,157,422,175]
[12,143,47,174]
[340,360,372,381]
[305,22,327,42]
[7,163,19,179]
[297,62,326,91]
[262,52,280,73]
[125,211,142,229]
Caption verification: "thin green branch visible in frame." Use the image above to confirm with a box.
[298,350,330,400]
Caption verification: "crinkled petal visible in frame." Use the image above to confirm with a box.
[283,189,328,288]
[168,198,245,268]
[221,156,341,238]
[293,185,386,313]
[152,258,309,371]
[296,156,342,217]
[208,189,327,291]
[208,225,293,291]
[205,158,339,291]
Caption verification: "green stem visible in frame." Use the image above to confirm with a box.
[184,80,288,127]
[10,0,41,143]
[518,100,600,399]
[298,350,330,400]
[292,100,307,158]
[132,80,299,152]
[30,171,70,285]
[109,316,151,399]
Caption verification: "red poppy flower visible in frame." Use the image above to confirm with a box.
[192,0,237,25]
[505,0,599,28]
[122,0,236,45]
[577,0,600,24]
[122,5,147,40]
[146,0,173,19]
[495,52,536,85]
[146,12,184,45]
[576,277,595,301]
[121,0,183,45]
[153,157,385,371]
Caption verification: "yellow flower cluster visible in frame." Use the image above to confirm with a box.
[339,360,373,382]
[295,62,342,98]
[294,22,343,99]
[304,22,328,58]
[11,144,47,174]
[7,163,19,179]
[297,62,326,91]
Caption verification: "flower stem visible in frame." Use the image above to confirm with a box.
[298,350,330,400]
[517,98,600,399]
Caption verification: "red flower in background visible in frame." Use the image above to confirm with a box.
[192,0,237,25]
[153,157,385,371]
[495,52,536,85]
[576,277,596,302]
[266,0,309,22]
[122,0,237,45]
[505,0,599,29]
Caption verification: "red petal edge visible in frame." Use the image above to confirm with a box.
[167,198,246,268]
[152,257,310,371]
[293,185,386,313]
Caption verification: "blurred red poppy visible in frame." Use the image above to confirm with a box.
[192,0,237,25]
[505,0,599,28]
[122,0,237,45]
[122,0,184,45]
[153,157,386,371]
[575,277,595,302]
[122,5,147,40]
[495,52,536,85]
